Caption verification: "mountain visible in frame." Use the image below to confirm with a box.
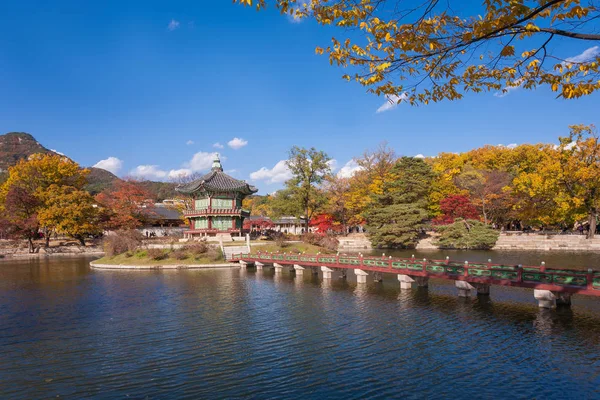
[0,131,179,200]
[0,132,54,172]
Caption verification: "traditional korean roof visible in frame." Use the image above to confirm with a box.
[175,154,258,196]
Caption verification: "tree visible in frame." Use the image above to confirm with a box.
[365,157,433,248]
[95,180,154,230]
[238,0,600,104]
[434,195,480,225]
[434,219,500,249]
[323,175,351,233]
[558,124,600,238]
[2,186,40,252]
[309,213,343,234]
[0,154,91,248]
[38,185,102,245]
[285,146,332,231]
[455,165,512,225]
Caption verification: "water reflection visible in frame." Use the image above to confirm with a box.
[2,256,600,398]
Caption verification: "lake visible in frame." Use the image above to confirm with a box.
[1,254,600,398]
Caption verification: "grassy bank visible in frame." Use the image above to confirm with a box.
[95,247,225,266]
[251,242,336,254]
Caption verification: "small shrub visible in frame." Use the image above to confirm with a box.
[275,236,289,248]
[184,242,208,256]
[170,249,188,260]
[147,248,167,260]
[207,248,224,262]
[434,219,499,250]
[135,250,147,258]
[103,230,144,257]
[124,251,133,258]
[318,235,339,252]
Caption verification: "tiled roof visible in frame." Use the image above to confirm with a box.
[175,170,258,195]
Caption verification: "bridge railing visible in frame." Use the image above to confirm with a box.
[231,252,599,292]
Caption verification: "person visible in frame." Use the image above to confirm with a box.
[578,224,584,235]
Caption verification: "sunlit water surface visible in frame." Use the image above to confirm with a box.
[1,254,600,399]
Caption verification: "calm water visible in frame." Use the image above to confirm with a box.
[2,254,600,399]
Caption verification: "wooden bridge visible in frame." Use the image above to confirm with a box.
[231,251,600,308]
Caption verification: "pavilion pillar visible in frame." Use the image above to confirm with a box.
[455,281,475,297]
[274,263,283,275]
[534,289,556,308]
[354,269,368,284]
[255,261,264,271]
[321,266,334,279]
[294,264,305,276]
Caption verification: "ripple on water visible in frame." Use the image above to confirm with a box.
[1,258,600,398]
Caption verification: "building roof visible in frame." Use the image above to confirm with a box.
[141,206,183,221]
[175,154,258,196]
[272,216,307,225]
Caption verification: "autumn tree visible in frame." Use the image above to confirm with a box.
[323,175,351,233]
[0,154,94,247]
[285,146,332,230]
[2,186,40,252]
[238,0,600,103]
[95,180,154,230]
[38,186,102,245]
[558,124,600,238]
[365,157,433,248]
[455,165,512,225]
[434,194,480,225]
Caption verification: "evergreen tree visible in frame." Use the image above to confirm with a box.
[365,157,433,248]
[434,219,500,249]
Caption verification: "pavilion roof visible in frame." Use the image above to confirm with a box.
[175,169,258,196]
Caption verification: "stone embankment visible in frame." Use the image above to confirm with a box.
[339,232,600,251]
[338,234,373,251]
[493,233,600,251]
[0,244,103,258]
[89,262,239,270]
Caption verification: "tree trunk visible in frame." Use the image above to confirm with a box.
[588,208,597,239]
[305,205,310,233]
[45,233,50,248]
[28,237,34,253]
[78,236,86,246]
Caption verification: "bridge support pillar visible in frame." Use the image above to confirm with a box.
[239,260,248,269]
[354,269,368,284]
[273,263,283,275]
[472,283,491,295]
[294,264,305,276]
[321,266,334,279]
[398,274,415,290]
[415,277,429,288]
[534,289,556,308]
[255,262,264,271]
[455,281,475,297]
[554,292,572,307]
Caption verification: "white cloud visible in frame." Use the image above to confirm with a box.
[414,154,425,159]
[250,160,292,184]
[186,140,194,145]
[376,93,408,113]
[130,165,167,180]
[213,142,224,149]
[565,46,600,64]
[327,159,338,171]
[93,156,123,174]
[337,160,364,178]
[168,19,180,31]
[51,149,66,156]
[228,137,248,150]
[494,78,524,98]
[168,168,192,179]
[184,151,218,171]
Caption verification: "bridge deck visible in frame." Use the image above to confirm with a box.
[231,252,600,297]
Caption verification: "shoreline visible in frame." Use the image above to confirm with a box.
[89,261,240,270]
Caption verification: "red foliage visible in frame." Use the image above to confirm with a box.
[244,217,274,230]
[309,213,342,235]
[95,180,154,230]
[434,194,479,225]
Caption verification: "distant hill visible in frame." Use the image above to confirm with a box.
[0,131,180,201]
[0,132,54,172]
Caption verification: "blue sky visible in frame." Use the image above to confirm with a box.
[1,0,598,192]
